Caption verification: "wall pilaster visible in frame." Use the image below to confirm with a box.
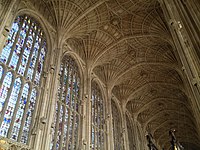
[160,0,200,134]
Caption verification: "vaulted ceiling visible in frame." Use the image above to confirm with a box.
[21,0,200,149]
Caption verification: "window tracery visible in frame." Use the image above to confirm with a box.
[50,55,81,150]
[111,100,124,150]
[0,15,47,144]
[91,81,106,150]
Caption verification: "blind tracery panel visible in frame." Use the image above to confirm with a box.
[126,114,136,150]
[111,100,124,150]
[91,81,106,150]
[50,56,81,150]
[0,15,47,144]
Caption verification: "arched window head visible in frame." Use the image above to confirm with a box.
[111,99,124,150]
[91,81,106,149]
[0,15,47,144]
[50,55,81,150]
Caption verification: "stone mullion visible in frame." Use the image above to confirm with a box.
[24,28,39,77]
[17,85,33,142]
[65,68,75,150]
[15,21,32,72]
[58,63,67,150]
[52,102,61,150]
[75,77,81,149]
[6,17,25,66]
[31,36,45,83]
[71,73,78,149]
[70,110,77,149]
[0,68,7,87]
[0,72,16,125]
[7,81,25,138]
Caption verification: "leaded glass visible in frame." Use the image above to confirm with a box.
[0,15,47,145]
[91,81,106,150]
[11,83,29,141]
[0,16,21,63]
[126,114,136,150]
[0,72,13,115]
[0,66,3,80]
[21,88,37,143]
[51,55,81,150]
[0,78,21,137]
[111,100,124,150]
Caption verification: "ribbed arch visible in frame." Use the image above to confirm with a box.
[0,14,47,144]
[50,55,81,150]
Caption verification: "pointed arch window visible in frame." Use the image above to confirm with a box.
[91,81,106,150]
[0,15,47,144]
[126,114,136,150]
[50,55,81,150]
[111,100,124,150]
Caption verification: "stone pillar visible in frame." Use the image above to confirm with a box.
[106,89,114,150]
[133,119,141,150]
[0,0,20,54]
[121,105,129,150]
[82,66,92,150]
[34,47,62,150]
[159,0,200,134]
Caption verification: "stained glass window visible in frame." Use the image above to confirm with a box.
[111,100,124,150]
[0,15,47,144]
[126,114,136,150]
[91,81,106,150]
[50,55,81,150]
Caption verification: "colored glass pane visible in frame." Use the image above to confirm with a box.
[0,72,13,114]
[0,17,21,63]
[0,78,21,137]
[0,15,47,145]
[0,66,3,80]
[51,56,80,150]
[11,83,29,141]
[27,35,41,80]
[18,24,35,76]
[9,17,29,70]
[34,40,46,85]
[21,88,37,143]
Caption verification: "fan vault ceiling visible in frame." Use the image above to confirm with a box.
[21,0,200,149]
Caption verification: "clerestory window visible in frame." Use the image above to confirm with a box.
[126,114,136,150]
[50,55,81,150]
[111,100,124,150]
[91,81,106,150]
[0,15,47,144]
